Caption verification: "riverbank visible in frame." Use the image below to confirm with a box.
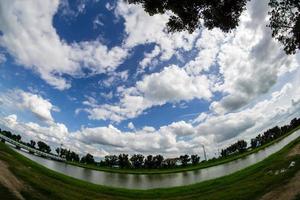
[0,135,300,199]
[66,126,300,174]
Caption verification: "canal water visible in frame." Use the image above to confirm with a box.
[14,130,300,189]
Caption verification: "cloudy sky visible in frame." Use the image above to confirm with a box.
[0,0,299,159]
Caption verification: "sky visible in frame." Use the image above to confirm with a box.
[0,0,299,159]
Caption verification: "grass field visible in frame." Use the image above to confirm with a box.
[0,134,299,199]
[67,126,300,174]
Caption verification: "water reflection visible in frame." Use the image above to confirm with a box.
[15,130,300,189]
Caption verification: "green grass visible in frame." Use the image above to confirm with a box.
[67,126,300,174]
[1,134,300,199]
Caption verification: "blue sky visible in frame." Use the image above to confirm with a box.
[0,0,299,158]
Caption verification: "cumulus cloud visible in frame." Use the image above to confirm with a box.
[0,0,128,90]
[115,0,199,64]
[1,73,300,157]
[85,65,212,122]
[0,89,58,123]
[208,0,298,114]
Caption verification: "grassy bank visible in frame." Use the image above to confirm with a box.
[67,126,300,174]
[0,135,299,199]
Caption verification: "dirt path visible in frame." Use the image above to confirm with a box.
[288,143,300,157]
[260,144,300,200]
[260,171,300,200]
[0,160,25,200]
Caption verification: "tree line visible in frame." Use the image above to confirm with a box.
[220,117,300,157]
[97,154,201,169]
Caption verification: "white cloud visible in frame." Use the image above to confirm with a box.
[128,122,135,130]
[93,14,104,29]
[1,72,300,157]
[0,89,58,123]
[139,45,161,70]
[137,65,212,103]
[0,53,6,64]
[85,65,212,122]
[116,0,199,64]
[208,0,299,114]
[0,0,128,90]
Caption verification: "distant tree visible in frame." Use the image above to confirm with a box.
[85,153,95,164]
[55,147,60,156]
[71,151,80,162]
[191,154,200,165]
[179,154,190,166]
[221,149,228,157]
[290,117,300,129]
[236,140,247,153]
[11,134,21,142]
[130,154,144,168]
[30,140,36,148]
[16,135,21,142]
[153,155,164,168]
[37,141,51,153]
[118,154,131,168]
[81,153,95,164]
[104,155,118,167]
[2,130,12,138]
[144,155,154,168]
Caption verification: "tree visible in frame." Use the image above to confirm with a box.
[30,140,36,148]
[179,154,190,166]
[153,155,164,168]
[127,0,300,54]
[104,155,118,167]
[118,154,131,168]
[55,147,60,156]
[236,140,247,153]
[191,154,200,165]
[268,0,300,54]
[85,153,95,164]
[130,154,144,168]
[16,135,21,142]
[144,155,154,168]
[81,153,95,164]
[2,130,12,138]
[11,134,21,142]
[37,141,51,153]
[127,0,248,33]
[71,151,80,162]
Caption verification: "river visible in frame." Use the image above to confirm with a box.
[13,130,300,189]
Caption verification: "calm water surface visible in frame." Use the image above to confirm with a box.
[14,130,300,189]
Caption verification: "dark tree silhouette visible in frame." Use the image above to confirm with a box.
[37,141,51,153]
[118,154,131,168]
[126,0,300,54]
[144,155,154,168]
[80,153,95,164]
[126,0,249,33]
[55,147,60,155]
[130,154,145,168]
[191,154,200,165]
[268,0,300,54]
[30,140,36,148]
[179,154,190,166]
[153,155,164,168]
[104,155,118,167]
